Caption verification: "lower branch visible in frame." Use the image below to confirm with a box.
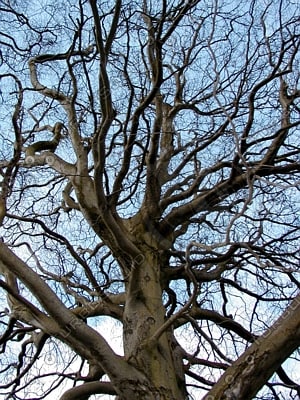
[60,381,116,400]
[203,294,300,400]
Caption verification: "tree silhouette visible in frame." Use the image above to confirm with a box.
[0,1,299,399]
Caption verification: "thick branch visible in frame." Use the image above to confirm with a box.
[203,294,300,400]
[161,161,300,236]
[60,381,116,400]
[0,242,147,391]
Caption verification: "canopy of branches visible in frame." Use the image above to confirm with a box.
[0,1,299,399]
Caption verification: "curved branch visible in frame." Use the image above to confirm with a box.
[0,242,151,394]
[161,159,300,236]
[60,381,116,400]
[28,59,68,103]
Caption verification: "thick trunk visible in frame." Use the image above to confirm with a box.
[65,189,186,398]
[123,248,187,400]
[0,243,183,400]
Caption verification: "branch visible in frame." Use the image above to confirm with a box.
[188,307,255,343]
[60,381,116,400]
[149,241,199,342]
[22,151,76,177]
[0,278,50,328]
[28,45,95,102]
[28,59,68,103]
[161,159,300,236]
[203,293,300,400]
[0,242,150,391]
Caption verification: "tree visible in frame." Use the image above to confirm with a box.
[0,0,299,399]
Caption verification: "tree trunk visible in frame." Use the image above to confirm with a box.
[122,246,187,400]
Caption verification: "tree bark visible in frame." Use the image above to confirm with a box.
[123,246,187,400]
[203,294,300,400]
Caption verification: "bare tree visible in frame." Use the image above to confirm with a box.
[0,1,300,399]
